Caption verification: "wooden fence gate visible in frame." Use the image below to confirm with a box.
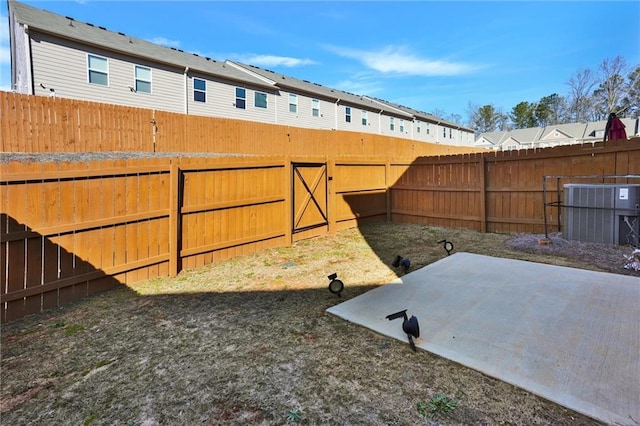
[291,162,328,241]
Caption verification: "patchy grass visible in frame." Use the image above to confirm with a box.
[2,222,628,425]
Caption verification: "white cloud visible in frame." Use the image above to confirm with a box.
[148,37,181,48]
[333,72,383,96]
[324,44,482,77]
[238,55,316,68]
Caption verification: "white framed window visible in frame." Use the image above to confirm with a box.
[135,65,151,93]
[87,54,108,86]
[345,106,351,123]
[390,117,395,131]
[416,122,421,133]
[289,94,297,113]
[426,123,430,135]
[449,128,453,138]
[194,78,206,102]
[361,110,368,126]
[255,92,267,108]
[235,87,246,109]
[443,127,447,138]
[400,119,405,133]
[312,99,320,117]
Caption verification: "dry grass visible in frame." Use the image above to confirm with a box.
[3,222,635,425]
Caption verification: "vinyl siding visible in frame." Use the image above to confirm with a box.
[336,103,365,132]
[186,74,277,123]
[30,31,184,112]
[12,8,477,147]
[265,89,337,131]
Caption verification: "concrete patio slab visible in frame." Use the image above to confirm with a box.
[326,253,640,425]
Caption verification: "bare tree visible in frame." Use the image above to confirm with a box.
[565,68,597,122]
[593,56,631,118]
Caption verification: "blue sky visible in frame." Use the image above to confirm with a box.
[1,0,639,121]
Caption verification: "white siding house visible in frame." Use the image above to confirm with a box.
[8,0,476,147]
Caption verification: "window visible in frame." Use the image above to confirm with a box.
[87,54,108,86]
[194,78,206,102]
[345,107,351,123]
[426,123,430,135]
[289,94,297,113]
[312,99,320,117]
[135,66,151,93]
[390,117,395,131]
[416,122,421,133]
[361,110,368,126]
[449,128,453,138]
[400,119,405,133]
[443,127,447,138]
[235,87,246,109]
[255,92,267,108]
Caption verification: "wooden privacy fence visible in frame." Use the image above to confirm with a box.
[2,139,639,322]
[0,91,476,157]
[0,154,405,322]
[390,139,640,233]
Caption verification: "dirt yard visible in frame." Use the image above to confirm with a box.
[2,222,638,425]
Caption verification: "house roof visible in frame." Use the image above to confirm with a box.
[228,61,413,118]
[8,1,274,90]
[501,127,544,144]
[365,97,475,132]
[477,131,507,145]
[476,117,639,149]
[9,0,469,131]
[539,123,586,140]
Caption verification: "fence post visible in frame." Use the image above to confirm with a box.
[385,160,392,222]
[283,157,293,245]
[169,162,181,276]
[479,155,487,233]
[327,156,337,234]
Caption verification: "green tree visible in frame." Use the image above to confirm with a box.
[535,94,566,126]
[469,103,507,133]
[509,101,537,128]
[620,65,640,118]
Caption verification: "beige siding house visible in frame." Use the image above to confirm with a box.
[8,0,476,147]
[476,118,639,151]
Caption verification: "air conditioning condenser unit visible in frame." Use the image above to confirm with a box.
[563,183,640,246]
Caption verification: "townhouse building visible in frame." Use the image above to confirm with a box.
[475,119,639,151]
[8,0,475,147]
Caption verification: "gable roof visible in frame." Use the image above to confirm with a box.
[502,127,544,144]
[539,123,584,140]
[477,131,508,145]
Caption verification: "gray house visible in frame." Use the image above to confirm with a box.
[7,0,475,147]
[475,118,639,151]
